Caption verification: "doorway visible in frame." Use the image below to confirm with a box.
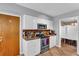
[0,14,20,56]
[59,17,78,55]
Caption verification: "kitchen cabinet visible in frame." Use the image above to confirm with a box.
[49,36,56,48]
[23,39,40,56]
[61,25,78,40]
[23,15,37,29]
[22,15,53,30]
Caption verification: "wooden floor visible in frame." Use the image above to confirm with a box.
[39,44,77,56]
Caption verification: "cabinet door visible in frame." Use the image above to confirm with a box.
[49,36,56,48]
[25,39,40,56]
[23,15,37,29]
[67,25,78,40]
[28,39,40,56]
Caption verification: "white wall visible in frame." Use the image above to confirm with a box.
[61,26,67,38]
[76,17,79,55]
[53,18,60,47]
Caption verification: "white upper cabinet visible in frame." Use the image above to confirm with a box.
[22,15,37,29]
[22,15,53,30]
[61,24,78,40]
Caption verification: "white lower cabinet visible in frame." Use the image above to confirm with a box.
[23,39,40,56]
[23,36,56,56]
[49,36,56,48]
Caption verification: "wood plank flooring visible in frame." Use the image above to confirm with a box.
[39,44,77,56]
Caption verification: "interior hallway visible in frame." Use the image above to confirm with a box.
[39,44,77,56]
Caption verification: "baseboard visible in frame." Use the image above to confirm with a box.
[35,53,41,56]
[20,52,24,56]
[20,54,25,56]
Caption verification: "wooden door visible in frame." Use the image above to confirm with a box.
[0,14,20,56]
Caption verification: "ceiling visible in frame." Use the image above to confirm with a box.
[17,3,79,17]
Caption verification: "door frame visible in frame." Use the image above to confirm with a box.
[58,19,61,47]
[0,11,21,55]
